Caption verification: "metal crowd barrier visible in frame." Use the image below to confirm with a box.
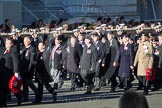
[0,27,155,38]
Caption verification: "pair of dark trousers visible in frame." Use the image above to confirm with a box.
[81,73,94,92]
[138,76,149,91]
[70,73,84,89]
[0,89,22,106]
[23,80,38,100]
[120,77,131,89]
[37,81,54,102]
[110,73,118,89]
[70,73,77,89]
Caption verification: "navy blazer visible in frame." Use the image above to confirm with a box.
[117,43,134,78]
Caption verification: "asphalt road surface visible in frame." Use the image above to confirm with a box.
[7,80,162,108]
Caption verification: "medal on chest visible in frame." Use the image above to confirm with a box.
[87,49,91,53]
[66,46,70,53]
[143,45,148,52]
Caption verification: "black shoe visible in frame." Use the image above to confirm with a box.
[32,100,41,104]
[143,91,148,95]
[84,91,92,94]
[137,87,143,90]
[114,82,119,87]
[107,80,110,85]
[151,87,160,91]
[17,98,22,106]
[118,84,124,89]
[101,83,106,86]
[124,87,130,91]
[88,84,95,90]
[94,87,100,91]
[109,88,115,93]
[129,83,132,88]
[70,87,76,91]
[23,98,28,102]
[17,100,22,106]
[76,84,83,88]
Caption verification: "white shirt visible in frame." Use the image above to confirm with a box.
[25,45,31,49]
[109,39,113,46]
[87,44,91,49]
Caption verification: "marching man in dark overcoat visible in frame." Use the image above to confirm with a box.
[80,35,97,94]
